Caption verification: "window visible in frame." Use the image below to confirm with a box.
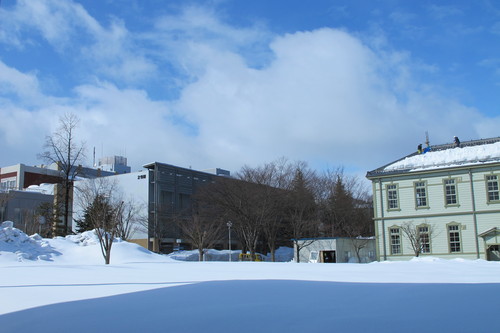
[159,190,173,213]
[415,181,428,208]
[418,225,430,253]
[444,179,458,205]
[309,251,319,263]
[178,193,191,210]
[386,184,399,210]
[390,227,401,254]
[486,175,500,202]
[0,177,17,190]
[448,224,461,253]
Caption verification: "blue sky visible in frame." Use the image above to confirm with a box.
[1,0,499,178]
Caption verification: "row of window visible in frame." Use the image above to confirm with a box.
[389,224,461,255]
[386,175,500,210]
[0,178,17,190]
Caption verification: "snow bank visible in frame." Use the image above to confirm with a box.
[168,249,241,261]
[168,247,294,262]
[0,223,168,265]
[0,221,60,261]
[263,246,294,262]
[385,141,500,172]
[64,229,122,246]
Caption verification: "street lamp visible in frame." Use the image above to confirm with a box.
[227,221,232,262]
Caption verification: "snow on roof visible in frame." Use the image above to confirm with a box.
[25,183,55,195]
[384,141,500,173]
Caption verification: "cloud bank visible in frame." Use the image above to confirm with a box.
[0,1,498,175]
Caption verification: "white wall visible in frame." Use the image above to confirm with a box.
[73,170,150,240]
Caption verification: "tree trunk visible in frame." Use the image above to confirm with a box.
[295,242,301,263]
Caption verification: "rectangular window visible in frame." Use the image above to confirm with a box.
[390,228,401,254]
[0,177,17,190]
[486,175,500,202]
[418,226,430,253]
[178,193,191,210]
[387,184,399,210]
[159,190,173,213]
[444,179,457,205]
[415,181,428,207]
[448,225,461,253]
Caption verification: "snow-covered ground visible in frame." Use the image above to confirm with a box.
[1,222,500,333]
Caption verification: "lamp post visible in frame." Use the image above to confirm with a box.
[227,221,232,262]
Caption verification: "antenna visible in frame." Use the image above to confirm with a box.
[425,131,430,147]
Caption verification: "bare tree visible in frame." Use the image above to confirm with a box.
[39,113,85,236]
[115,199,146,241]
[36,201,57,238]
[176,199,226,261]
[199,177,265,260]
[21,209,52,237]
[239,159,292,261]
[338,193,373,263]
[201,158,321,262]
[400,221,436,257]
[346,235,372,263]
[76,178,122,264]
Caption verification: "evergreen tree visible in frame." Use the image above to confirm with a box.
[75,194,113,233]
[323,175,355,237]
[288,167,319,262]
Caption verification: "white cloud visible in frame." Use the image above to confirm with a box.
[150,5,272,79]
[0,60,42,102]
[0,0,94,48]
[1,0,156,83]
[170,27,487,172]
[154,5,269,49]
[0,3,496,175]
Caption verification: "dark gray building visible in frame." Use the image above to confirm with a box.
[0,189,54,236]
[144,162,230,253]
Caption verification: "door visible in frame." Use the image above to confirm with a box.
[321,250,336,263]
[487,245,500,261]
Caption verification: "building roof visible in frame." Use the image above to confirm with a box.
[366,137,500,178]
[478,227,499,238]
[143,162,230,177]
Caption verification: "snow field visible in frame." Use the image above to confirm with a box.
[1,222,500,332]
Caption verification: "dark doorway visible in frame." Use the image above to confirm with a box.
[487,245,500,261]
[321,250,336,263]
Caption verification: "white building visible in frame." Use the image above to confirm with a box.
[366,137,500,261]
[98,156,131,174]
[295,238,376,263]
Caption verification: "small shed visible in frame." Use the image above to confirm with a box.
[295,237,376,263]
